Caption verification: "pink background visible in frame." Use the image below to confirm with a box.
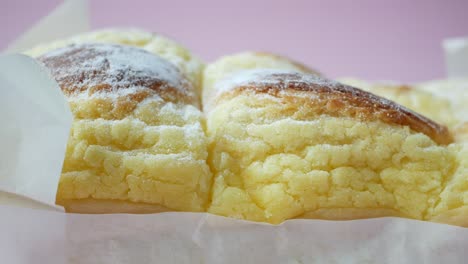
[2,0,468,82]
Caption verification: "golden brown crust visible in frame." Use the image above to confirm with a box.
[216,72,453,145]
[38,43,198,107]
[59,199,172,214]
[299,208,403,220]
[430,206,468,227]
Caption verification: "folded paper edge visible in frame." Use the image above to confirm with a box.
[5,0,90,53]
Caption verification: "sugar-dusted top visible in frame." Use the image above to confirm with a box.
[213,69,453,145]
[38,43,197,105]
[215,69,333,96]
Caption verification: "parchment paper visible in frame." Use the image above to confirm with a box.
[0,54,70,208]
[1,1,468,263]
[3,205,468,264]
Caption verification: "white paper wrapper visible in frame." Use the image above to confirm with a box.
[0,0,87,209]
[1,1,468,263]
[3,205,468,264]
[0,54,71,208]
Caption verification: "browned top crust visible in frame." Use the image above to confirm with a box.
[215,71,453,145]
[38,43,198,106]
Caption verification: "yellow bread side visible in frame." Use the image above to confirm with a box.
[57,95,212,212]
[207,94,456,224]
[430,143,468,225]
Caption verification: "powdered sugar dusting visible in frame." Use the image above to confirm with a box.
[67,87,166,103]
[214,69,411,111]
[215,69,335,96]
[38,43,195,101]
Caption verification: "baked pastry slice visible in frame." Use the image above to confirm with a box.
[206,69,455,224]
[38,43,211,213]
[334,78,468,227]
